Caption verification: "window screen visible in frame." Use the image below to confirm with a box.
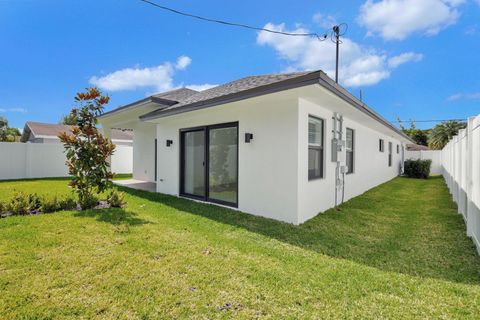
[346,128,354,174]
[308,116,324,180]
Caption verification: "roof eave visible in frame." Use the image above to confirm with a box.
[98,96,176,120]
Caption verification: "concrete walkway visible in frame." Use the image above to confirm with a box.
[114,179,156,192]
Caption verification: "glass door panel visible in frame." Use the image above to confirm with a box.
[182,130,205,198]
[208,126,238,205]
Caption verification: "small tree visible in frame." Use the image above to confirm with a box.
[59,87,116,209]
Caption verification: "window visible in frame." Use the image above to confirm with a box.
[396,144,399,154]
[379,139,384,152]
[346,128,354,174]
[308,116,324,180]
[388,142,393,167]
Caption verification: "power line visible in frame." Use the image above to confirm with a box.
[391,119,467,123]
[139,0,329,40]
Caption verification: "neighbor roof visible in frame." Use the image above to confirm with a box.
[406,143,430,151]
[21,121,133,142]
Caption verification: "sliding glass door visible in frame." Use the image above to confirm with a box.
[180,122,238,207]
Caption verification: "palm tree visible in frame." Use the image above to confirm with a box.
[428,120,466,150]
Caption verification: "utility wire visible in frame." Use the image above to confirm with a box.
[139,0,330,40]
[391,119,467,123]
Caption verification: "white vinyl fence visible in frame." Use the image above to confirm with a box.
[0,142,132,180]
[405,150,443,174]
[441,114,480,253]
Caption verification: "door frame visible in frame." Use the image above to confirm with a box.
[179,121,239,207]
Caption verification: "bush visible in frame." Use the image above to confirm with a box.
[404,159,432,179]
[59,196,77,211]
[41,195,62,213]
[6,192,38,215]
[0,201,5,213]
[107,190,126,208]
[79,195,98,210]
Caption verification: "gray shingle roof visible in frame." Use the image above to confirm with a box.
[140,71,313,120]
[152,87,198,102]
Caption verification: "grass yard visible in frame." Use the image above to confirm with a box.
[1,176,480,319]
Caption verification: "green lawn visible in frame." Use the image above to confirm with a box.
[1,176,479,319]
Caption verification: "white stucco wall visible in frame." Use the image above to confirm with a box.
[297,96,404,223]
[150,85,409,224]
[132,123,156,182]
[155,92,300,223]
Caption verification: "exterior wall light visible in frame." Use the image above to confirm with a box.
[245,133,253,143]
[166,139,173,147]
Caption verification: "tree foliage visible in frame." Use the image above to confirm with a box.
[397,119,429,146]
[59,87,115,209]
[428,120,466,150]
[60,113,79,125]
[0,116,21,142]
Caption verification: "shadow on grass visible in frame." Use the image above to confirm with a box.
[74,207,150,226]
[117,177,480,285]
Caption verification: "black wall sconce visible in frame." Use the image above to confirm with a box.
[245,133,254,143]
[166,139,173,147]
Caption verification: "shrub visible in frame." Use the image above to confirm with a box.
[79,195,98,210]
[107,190,126,208]
[7,192,35,215]
[0,201,5,213]
[404,159,432,179]
[41,195,62,213]
[59,196,77,211]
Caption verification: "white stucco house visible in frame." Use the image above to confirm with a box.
[98,70,413,224]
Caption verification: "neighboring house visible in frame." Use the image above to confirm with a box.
[20,121,133,146]
[406,143,430,151]
[98,70,413,224]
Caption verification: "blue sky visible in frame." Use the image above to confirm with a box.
[0,0,479,130]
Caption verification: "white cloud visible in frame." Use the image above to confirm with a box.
[358,0,464,41]
[257,22,422,87]
[312,13,337,29]
[186,83,217,91]
[89,55,191,92]
[0,107,27,113]
[387,52,424,68]
[176,55,192,70]
[446,92,480,101]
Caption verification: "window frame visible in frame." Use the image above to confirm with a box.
[346,127,354,174]
[308,115,325,181]
[388,141,393,167]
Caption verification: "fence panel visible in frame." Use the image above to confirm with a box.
[442,114,480,253]
[405,150,443,174]
[0,142,132,180]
